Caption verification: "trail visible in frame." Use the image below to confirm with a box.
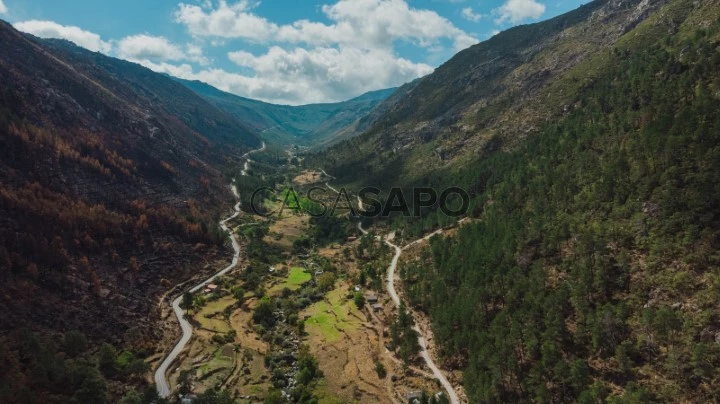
[321,184,462,404]
[154,142,264,398]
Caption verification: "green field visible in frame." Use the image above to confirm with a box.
[194,296,235,333]
[269,267,311,294]
[303,288,362,342]
[197,345,235,386]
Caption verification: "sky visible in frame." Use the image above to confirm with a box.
[1,0,587,105]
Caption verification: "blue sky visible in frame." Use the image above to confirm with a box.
[1,0,587,105]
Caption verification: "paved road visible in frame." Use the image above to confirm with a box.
[154,199,242,398]
[154,143,265,398]
[241,142,266,176]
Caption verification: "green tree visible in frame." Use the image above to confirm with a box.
[119,390,142,404]
[181,291,193,312]
[194,388,235,404]
[63,330,88,357]
[353,292,366,309]
[97,343,117,376]
[73,371,109,403]
[253,297,275,327]
[375,360,387,378]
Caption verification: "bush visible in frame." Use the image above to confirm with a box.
[353,292,366,309]
[374,361,386,378]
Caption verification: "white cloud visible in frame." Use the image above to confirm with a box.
[11,1,482,104]
[166,0,476,103]
[175,0,477,52]
[131,59,196,78]
[117,35,210,67]
[0,1,7,15]
[13,20,112,53]
[461,7,483,22]
[117,35,186,61]
[494,0,546,24]
[175,0,278,41]
[140,46,432,105]
[225,46,433,103]
[278,0,477,51]
[185,44,210,65]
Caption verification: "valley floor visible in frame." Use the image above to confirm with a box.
[150,160,455,402]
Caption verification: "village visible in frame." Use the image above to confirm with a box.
[149,162,453,403]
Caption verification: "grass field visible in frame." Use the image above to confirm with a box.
[269,267,311,294]
[194,296,235,333]
[196,345,235,388]
[303,287,362,343]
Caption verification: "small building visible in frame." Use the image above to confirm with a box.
[347,236,358,242]
[353,285,361,292]
[407,391,423,403]
[372,303,383,312]
[207,283,218,291]
[365,294,378,304]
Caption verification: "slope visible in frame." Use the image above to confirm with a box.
[322,0,720,402]
[179,78,395,146]
[318,0,668,187]
[0,19,260,350]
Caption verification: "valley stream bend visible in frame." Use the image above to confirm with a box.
[154,142,264,398]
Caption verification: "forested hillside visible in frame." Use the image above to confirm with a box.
[316,0,672,187]
[396,0,720,401]
[0,18,260,370]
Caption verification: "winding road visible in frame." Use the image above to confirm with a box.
[241,142,266,176]
[154,142,265,398]
[321,182,463,403]
[356,219,460,404]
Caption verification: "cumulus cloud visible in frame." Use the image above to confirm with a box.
[175,0,278,41]
[13,20,112,53]
[185,44,210,65]
[165,0,477,103]
[224,46,433,104]
[117,35,186,61]
[461,7,483,22]
[116,34,210,65]
[0,1,7,14]
[278,0,477,51]
[131,59,196,78]
[12,0,483,104]
[494,0,546,24]
[176,0,477,52]
[136,45,432,105]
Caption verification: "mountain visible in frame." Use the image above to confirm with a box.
[320,0,670,185]
[0,18,261,351]
[178,78,395,146]
[318,0,720,402]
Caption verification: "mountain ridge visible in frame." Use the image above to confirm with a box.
[318,0,668,186]
[178,77,396,146]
